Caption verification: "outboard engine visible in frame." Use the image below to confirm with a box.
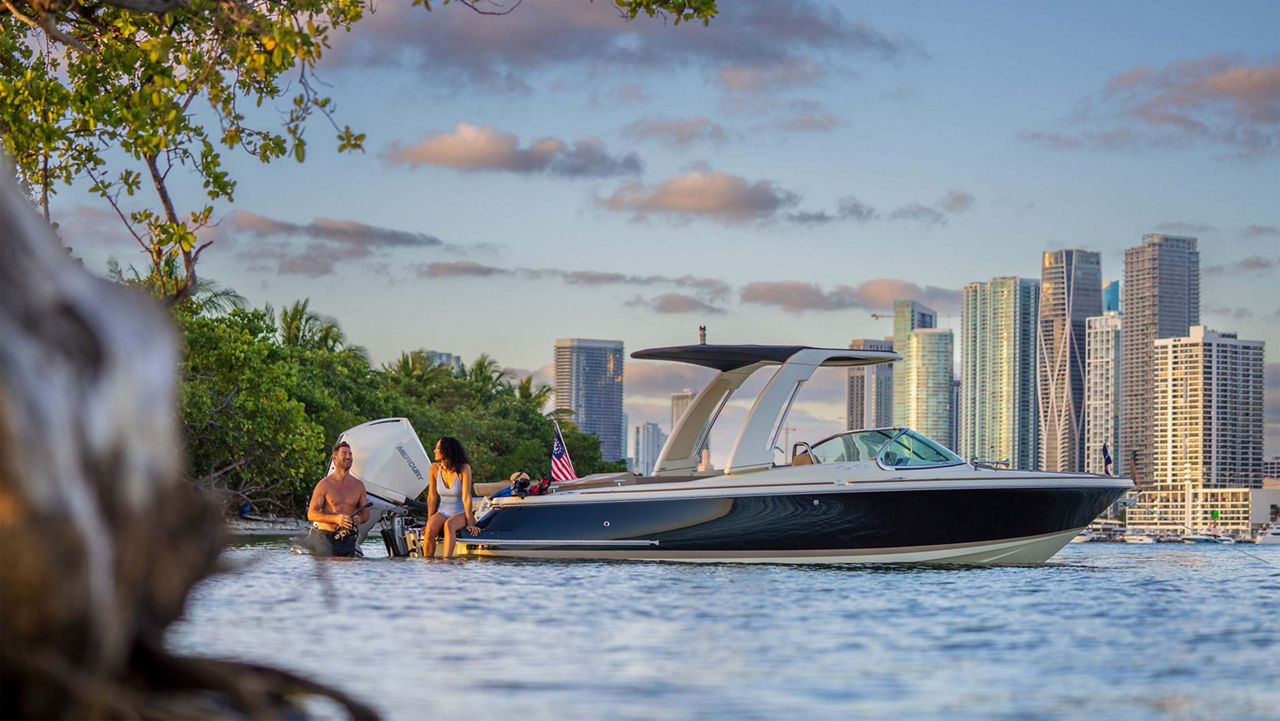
[327,418,434,551]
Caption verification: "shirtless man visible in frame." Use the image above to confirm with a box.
[304,441,370,557]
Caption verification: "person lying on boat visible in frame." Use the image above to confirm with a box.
[423,436,480,559]
[301,441,370,557]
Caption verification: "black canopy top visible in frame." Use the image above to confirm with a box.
[630,344,900,372]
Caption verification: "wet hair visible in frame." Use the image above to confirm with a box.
[332,440,351,455]
[436,436,470,473]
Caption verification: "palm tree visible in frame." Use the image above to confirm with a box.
[516,376,554,407]
[383,350,451,386]
[462,354,510,397]
[107,257,245,315]
[278,299,348,352]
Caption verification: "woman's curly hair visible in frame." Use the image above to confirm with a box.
[437,436,470,474]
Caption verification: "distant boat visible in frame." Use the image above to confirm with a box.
[1182,534,1233,544]
[1123,533,1156,544]
[1070,531,1098,543]
[1256,525,1280,545]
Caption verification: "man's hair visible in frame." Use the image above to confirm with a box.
[332,440,351,455]
[437,436,470,473]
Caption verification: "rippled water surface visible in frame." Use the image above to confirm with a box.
[167,540,1280,721]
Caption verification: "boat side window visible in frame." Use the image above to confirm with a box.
[810,429,896,464]
[878,429,964,468]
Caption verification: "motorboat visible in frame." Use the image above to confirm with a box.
[1122,533,1156,544]
[1256,525,1280,545]
[346,344,1133,564]
[1182,534,1233,544]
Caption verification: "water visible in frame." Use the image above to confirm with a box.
[167,540,1280,721]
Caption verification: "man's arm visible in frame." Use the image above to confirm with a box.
[354,483,370,525]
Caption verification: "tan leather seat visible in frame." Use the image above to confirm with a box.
[792,444,814,466]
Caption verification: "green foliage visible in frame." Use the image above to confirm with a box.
[164,283,624,513]
[179,307,325,514]
[1,0,716,303]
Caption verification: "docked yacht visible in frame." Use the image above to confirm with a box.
[348,344,1133,564]
[1255,525,1280,545]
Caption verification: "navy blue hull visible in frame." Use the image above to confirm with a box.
[470,486,1125,553]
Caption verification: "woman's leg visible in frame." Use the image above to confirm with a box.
[424,513,447,557]
[443,513,468,559]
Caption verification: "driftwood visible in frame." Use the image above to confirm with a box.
[0,173,377,719]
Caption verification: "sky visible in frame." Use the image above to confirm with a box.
[52,0,1280,461]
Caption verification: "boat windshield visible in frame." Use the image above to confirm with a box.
[809,428,964,469]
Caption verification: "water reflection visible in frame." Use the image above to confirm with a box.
[167,541,1280,721]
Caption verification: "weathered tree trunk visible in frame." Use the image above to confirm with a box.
[0,173,375,719]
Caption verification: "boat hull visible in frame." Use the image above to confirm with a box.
[461,485,1125,564]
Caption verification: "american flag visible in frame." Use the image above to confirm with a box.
[551,421,578,482]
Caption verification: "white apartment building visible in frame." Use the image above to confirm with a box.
[1084,312,1122,475]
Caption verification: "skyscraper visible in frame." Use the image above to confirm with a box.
[1037,249,1102,472]
[1121,235,1200,482]
[554,338,625,462]
[1103,281,1121,313]
[846,338,894,430]
[1084,312,1123,475]
[632,422,667,476]
[902,328,954,449]
[671,389,694,432]
[892,300,937,426]
[960,277,1040,468]
[1152,326,1264,489]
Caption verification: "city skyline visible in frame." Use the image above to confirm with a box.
[44,1,1278,458]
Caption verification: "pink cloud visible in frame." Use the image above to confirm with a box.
[597,170,799,223]
[384,122,641,177]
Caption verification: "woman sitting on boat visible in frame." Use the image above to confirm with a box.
[424,436,480,559]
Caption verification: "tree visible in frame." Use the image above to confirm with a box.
[276,298,354,353]
[1,0,716,305]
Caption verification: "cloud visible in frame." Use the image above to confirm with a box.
[889,203,947,225]
[418,261,509,277]
[597,170,800,224]
[1203,255,1280,276]
[622,116,727,147]
[739,278,961,314]
[785,193,874,225]
[626,293,727,314]
[719,58,826,94]
[1203,305,1253,320]
[625,361,716,399]
[1156,221,1216,234]
[383,123,642,178]
[786,192,967,226]
[324,0,919,94]
[939,190,974,213]
[1022,55,1280,157]
[1242,224,1280,238]
[413,263,730,300]
[53,205,139,254]
[225,211,448,276]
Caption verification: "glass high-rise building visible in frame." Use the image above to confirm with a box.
[846,338,894,430]
[1037,249,1102,472]
[554,338,625,462]
[632,422,667,476]
[901,328,954,449]
[892,300,937,426]
[1103,281,1121,313]
[1121,235,1200,482]
[960,277,1040,469]
[1084,312,1123,475]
